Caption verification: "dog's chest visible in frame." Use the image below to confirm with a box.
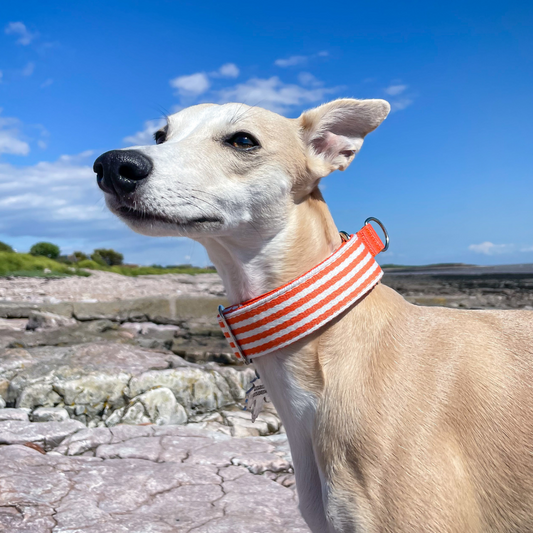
[252,351,318,437]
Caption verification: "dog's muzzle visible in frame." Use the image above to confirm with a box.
[94,150,153,195]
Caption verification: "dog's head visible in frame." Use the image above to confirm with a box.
[95,99,390,240]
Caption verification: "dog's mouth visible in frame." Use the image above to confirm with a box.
[115,205,222,227]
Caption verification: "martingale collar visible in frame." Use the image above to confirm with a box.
[217,219,388,363]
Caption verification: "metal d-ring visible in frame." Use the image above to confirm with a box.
[364,217,390,252]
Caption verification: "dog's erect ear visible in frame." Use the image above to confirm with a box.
[299,98,390,176]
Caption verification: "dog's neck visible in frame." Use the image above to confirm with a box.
[199,188,341,305]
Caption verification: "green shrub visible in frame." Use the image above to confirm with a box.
[56,255,74,264]
[0,241,14,253]
[71,251,88,262]
[106,264,215,276]
[89,252,107,266]
[77,259,103,270]
[30,242,60,259]
[92,248,124,266]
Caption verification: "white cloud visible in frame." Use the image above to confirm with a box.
[218,63,239,78]
[0,71,3,83]
[5,22,36,46]
[217,76,337,114]
[384,84,407,96]
[0,112,30,156]
[390,98,414,112]
[41,78,53,88]
[170,72,210,96]
[520,245,533,252]
[123,118,166,146]
[383,82,415,112]
[275,55,309,68]
[298,72,322,87]
[469,242,515,255]
[0,152,198,264]
[21,61,35,77]
[170,64,239,99]
[0,152,108,230]
[275,51,329,68]
[58,150,94,162]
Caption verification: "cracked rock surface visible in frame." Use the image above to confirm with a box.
[0,283,302,530]
[0,421,308,532]
[2,269,528,532]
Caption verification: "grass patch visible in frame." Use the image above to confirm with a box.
[0,251,215,278]
[77,260,215,276]
[4,269,91,278]
[0,252,89,278]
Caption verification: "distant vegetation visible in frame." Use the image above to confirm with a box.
[0,241,14,253]
[0,241,215,277]
[91,248,124,266]
[75,260,215,276]
[30,242,61,259]
[0,252,90,278]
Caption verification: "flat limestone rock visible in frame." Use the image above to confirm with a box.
[0,421,308,532]
[0,407,29,422]
[0,418,85,449]
[0,341,259,427]
[31,406,70,422]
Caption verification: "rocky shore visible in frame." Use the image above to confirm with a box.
[0,267,531,531]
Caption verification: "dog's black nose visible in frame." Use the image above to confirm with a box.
[94,150,153,195]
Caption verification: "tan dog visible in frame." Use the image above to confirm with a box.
[95,99,533,532]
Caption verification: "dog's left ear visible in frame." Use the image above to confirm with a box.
[299,98,390,176]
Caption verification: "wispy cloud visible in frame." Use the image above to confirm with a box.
[0,112,30,156]
[217,76,337,114]
[0,152,198,264]
[41,78,53,88]
[127,61,338,144]
[383,82,415,112]
[124,118,167,146]
[469,242,515,255]
[298,72,322,87]
[0,152,99,223]
[274,51,328,68]
[275,55,308,68]
[170,62,241,97]
[469,242,533,255]
[214,63,239,78]
[384,84,408,96]
[170,72,210,96]
[0,152,106,230]
[21,61,35,77]
[5,22,37,46]
[390,98,414,111]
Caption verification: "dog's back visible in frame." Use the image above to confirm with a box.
[316,284,533,532]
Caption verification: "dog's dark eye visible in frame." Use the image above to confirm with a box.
[154,131,166,145]
[226,132,260,151]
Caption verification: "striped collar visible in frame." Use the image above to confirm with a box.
[217,220,387,363]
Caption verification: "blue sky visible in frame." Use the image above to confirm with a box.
[0,0,532,266]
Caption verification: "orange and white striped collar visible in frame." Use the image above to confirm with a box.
[217,219,388,364]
